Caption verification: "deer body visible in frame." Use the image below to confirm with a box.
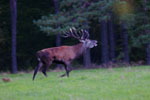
[33,28,97,80]
[37,43,85,66]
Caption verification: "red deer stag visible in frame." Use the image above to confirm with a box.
[33,27,98,80]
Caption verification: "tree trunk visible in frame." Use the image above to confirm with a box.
[144,0,150,65]
[53,0,62,69]
[146,43,150,65]
[121,24,130,63]
[53,0,59,14]
[53,0,61,47]
[83,26,91,67]
[56,33,61,46]
[10,0,17,73]
[83,48,91,67]
[56,33,62,69]
[108,19,115,62]
[100,20,109,64]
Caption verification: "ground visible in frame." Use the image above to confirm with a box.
[0,66,150,100]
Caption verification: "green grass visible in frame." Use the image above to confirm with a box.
[0,66,150,100]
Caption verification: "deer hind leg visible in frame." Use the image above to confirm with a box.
[33,60,43,80]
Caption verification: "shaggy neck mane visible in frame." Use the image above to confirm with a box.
[73,43,86,58]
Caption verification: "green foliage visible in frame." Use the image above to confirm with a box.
[0,0,12,71]
[33,0,150,63]
[127,0,150,47]
[0,0,55,71]
[1,0,150,71]
[34,0,124,35]
[0,66,150,100]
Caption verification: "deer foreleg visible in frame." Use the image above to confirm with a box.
[60,64,72,77]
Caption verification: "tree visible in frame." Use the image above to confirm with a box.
[53,0,63,69]
[146,43,150,64]
[108,17,116,62]
[34,0,133,66]
[100,20,109,64]
[10,0,17,73]
[113,0,134,63]
[127,0,150,64]
[144,0,150,65]
[121,23,130,63]
[53,0,61,47]
[34,0,93,67]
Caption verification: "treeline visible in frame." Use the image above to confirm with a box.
[0,0,150,72]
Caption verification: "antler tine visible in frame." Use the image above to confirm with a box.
[69,28,76,37]
[69,27,80,39]
[80,29,85,40]
[79,29,89,40]
[72,27,81,39]
[62,27,89,40]
[84,29,89,39]
[62,30,71,38]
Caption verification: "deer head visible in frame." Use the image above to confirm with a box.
[63,27,98,48]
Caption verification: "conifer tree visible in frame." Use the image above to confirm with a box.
[10,0,18,73]
[34,0,129,65]
[126,0,150,64]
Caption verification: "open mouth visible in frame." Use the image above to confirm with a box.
[94,41,98,47]
[94,43,98,47]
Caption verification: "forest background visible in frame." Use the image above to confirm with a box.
[0,0,150,73]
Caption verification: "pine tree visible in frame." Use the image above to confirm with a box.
[126,0,150,64]
[10,0,18,73]
[34,0,127,65]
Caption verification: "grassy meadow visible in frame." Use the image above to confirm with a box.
[0,66,150,100]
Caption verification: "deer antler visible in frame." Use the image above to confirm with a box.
[62,27,89,40]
